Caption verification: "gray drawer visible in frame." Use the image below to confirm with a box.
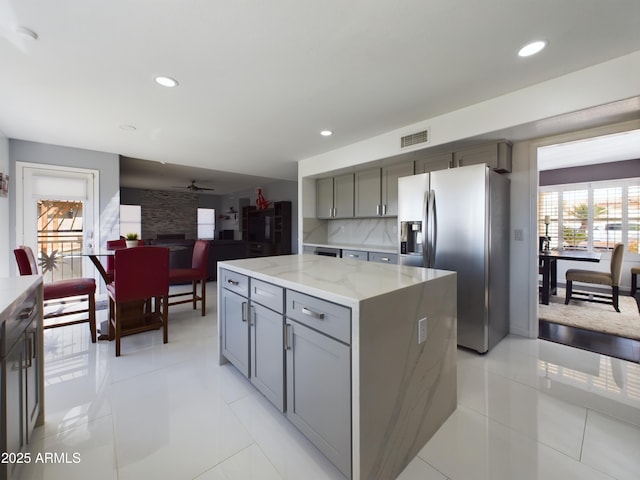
[286,290,351,344]
[220,269,249,297]
[250,278,284,313]
[369,252,398,264]
[342,249,368,261]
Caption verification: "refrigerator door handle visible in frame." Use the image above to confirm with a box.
[428,190,436,267]
[422,190,429,268]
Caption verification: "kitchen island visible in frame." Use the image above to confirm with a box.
[217,254,457,480]
[1,276,44,480]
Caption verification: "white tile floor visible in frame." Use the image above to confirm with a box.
[19,284,640,480]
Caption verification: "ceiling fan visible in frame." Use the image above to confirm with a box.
[176,180,215,192]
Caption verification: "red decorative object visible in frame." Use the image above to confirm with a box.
[256,188,272,210]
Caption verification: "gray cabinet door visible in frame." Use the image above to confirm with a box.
[316,177,334,219]
[453,142,512,171]
[354,167,381,218]
[285,319,351,478]
[381,162,414,216]
[4,336,26,480]
[221,289,250,377]
[415,152,453,173]
[250,303,285,411]
[333,173,354,218]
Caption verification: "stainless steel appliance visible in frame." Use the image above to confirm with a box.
[398,163,510,353]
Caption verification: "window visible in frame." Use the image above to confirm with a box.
[539,179,640,254]
[120,204,141,239]
[197,208,215,239]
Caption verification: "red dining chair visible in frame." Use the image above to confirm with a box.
[105,239,126,283]
[107,246,169,357]
[14,245,97,343]
[168,240,210,316]
[105,239,145,284]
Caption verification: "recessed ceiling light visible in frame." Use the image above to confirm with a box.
[119,124,136,131]
[154,76,179,87]
[320,130,333,136]
[518,40,547,57]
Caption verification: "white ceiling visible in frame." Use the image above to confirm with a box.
[538,129,640,171]
[1,0,640,193]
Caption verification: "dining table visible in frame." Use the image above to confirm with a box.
[72,245,182,340]
[538,249,602,305]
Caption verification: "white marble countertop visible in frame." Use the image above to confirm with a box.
[303,242,397,254]
[218,254,454,307]
[0,276,42,316]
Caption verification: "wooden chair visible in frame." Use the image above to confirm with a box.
[168,240,210,316]
[565,243,625,312]
[106,246,169,356]
[14,245,97,342]
[632,266,640,296]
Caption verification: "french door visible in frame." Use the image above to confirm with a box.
[16,162,99,282]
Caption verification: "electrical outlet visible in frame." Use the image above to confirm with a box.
[418,317,427,344]
[514,228,524,241]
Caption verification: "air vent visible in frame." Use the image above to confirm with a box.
[401,129,430,148]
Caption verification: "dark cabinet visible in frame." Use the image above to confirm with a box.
[245,201,292,257]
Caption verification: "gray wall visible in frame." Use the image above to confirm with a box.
[0,132,8,276]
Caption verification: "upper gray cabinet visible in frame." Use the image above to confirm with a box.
[316,173,354,219]
[414,152,453,174]
[355,162,413,217]
[453,141,512,172]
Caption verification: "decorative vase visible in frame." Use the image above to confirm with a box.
[126,240,138,248]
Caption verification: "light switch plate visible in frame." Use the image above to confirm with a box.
[418,317,427,344]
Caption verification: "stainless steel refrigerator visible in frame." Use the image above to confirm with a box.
[398,163,510,353]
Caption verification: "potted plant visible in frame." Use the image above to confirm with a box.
[125,233,139,248]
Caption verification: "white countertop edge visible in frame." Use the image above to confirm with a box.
[0,276,43,316]
[218,255,454,307]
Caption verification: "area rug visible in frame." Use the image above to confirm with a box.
[539,288,640,340]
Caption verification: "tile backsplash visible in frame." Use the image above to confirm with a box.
[304,217,397,248]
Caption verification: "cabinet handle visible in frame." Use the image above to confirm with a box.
[241,302,247,322]
[347,254,358,258]
[376,204,381,216]
[302,306,325,320]
[253,287,273,298]
[284,323,292,350]
[249,305,255,326]
[227,279,239,286]
[380,257,390,262]
[18,305,35,320]
[382,204,387,215]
